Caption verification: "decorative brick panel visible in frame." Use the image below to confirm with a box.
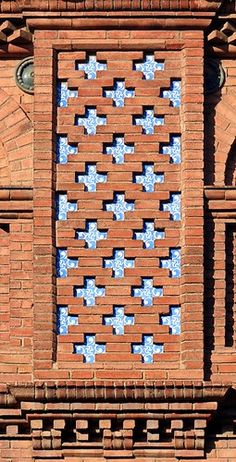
[55,48,182,374]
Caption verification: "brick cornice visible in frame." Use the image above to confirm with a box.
[0,381,229,402]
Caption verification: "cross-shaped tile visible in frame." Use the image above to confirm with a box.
[161,135,181,164]
[134,221,165,249]
[76,54,107,79]
[161,306,181,335]
[56,193,77,221]
[103,306,135,335]
[75,108,106,135]
[76,221,107,249]
[56,136,78,164]
[133,108,164,134]
[57,81,78,107]
[132,335,164,363]
[160,193,181,221]
[134,164,164,192]
[75,164,107,192]
[74,335,106,363]
[132,278,163,306]
[104,193,135,221]
[104,136,134,164]
[104,80,135,107]
[56,248,78,278]
[104,249,135,278]
[57,305,78,335]
[134,54,164,80]
[74,278,105,306]
[161,80,181,108]
[160,248,181,278]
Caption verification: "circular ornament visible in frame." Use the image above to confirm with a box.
[205,58,225,95]
[15,57,34,94]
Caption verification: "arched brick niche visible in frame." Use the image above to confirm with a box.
[205,92,236,186]
[0,88,32,187]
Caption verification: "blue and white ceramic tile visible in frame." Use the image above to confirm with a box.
[134,54,164,80]
[75,108,106,135]
[74,335,106,363]
[104,193,135,221]
[76,54,107,79]
[56,136,78,164]
[56,248,78,278]
[134,221,165,249]
[74,278,105,306]
[76,221,107,249]
[57,81,78,107]
[161,306,181,335]
[132,278,163,306]
[57,305,78,335]
[103,306,134,335]
[104,136,134,164]
[161,193,181,221]
[132,335,164,363]
[104,80,135,107]
[75,164,107,192]
[134,109,164,134]
[134,164,164,192]
[161,136,181,164]
[160,248,181,278]
[56,193,77,221]
[161,80,181,108]
[104,249,135,278]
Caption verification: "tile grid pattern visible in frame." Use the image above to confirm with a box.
[56,51,182,366]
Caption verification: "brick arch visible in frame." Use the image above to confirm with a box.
[0,88,32,187]
[225,140,236,185]
[0,139,10,184]
[214,93,236,186]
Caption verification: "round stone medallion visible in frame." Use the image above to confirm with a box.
[205,58,225,95]
[15,56,34,94]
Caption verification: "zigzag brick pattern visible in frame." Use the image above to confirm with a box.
[55,50,182,375]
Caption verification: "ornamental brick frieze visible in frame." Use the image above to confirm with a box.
[206,0,236,56]
[0,383,230,459]
[0,19,32,56]
[207,18,236,55]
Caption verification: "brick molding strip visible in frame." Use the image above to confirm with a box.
[0,0,223,14]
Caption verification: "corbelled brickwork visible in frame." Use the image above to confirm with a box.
[0,0,236,461]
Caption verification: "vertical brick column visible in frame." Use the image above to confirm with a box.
[33,31,57,376]
[0,224,9,345]
[180,32,204,378]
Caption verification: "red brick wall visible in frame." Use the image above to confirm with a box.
[0,1,236,461]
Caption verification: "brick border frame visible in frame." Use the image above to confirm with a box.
[33,30,205,380]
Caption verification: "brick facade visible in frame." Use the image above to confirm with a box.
[0,0,236,461]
